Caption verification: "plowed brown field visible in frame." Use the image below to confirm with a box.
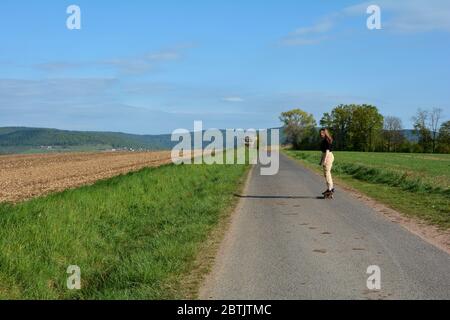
[0,151,175,203]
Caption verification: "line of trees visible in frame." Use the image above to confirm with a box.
[280,105,449,154]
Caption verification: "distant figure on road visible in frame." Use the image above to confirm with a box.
[319,128,335,197]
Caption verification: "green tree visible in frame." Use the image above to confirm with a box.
[280,109,317,150]
[320,105,354,150]
[320,104,383,151]
[349,105,384,151]
[437,120,450,154]
[412,109,433,153]
[382,116,404,152]
[430,108,443,153]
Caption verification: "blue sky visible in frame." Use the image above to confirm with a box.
[0,0,449,134]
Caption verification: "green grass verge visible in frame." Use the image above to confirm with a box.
[284,150,450,229]
[0,161,249,299]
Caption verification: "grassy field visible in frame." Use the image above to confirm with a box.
[0,160,249,299]
[285,150,450,229]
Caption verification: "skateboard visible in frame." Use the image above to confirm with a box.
[323,189,334,200]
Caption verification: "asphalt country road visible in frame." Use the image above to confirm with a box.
[200,153,450,300]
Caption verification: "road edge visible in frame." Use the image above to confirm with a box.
[175,164,254,299]
[197,165,255,299]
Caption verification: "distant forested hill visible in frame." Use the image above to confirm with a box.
[0,127,175,154]
[400,129,419,142]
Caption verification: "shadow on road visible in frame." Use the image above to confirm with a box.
[234,194,323,199]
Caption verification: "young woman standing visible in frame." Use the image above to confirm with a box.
[319,129,335,197]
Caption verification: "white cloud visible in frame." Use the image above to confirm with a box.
[281,36,329,46]
[34,62,82,72]
[222,97,244,103]
[31,44,194,76]
[292,18,335,36]
[100,48,185,75]
[281,15,336,46]
[383,0,450,33]
[144,51,181,61]
[0,78,117,101]
[281,0,450,46]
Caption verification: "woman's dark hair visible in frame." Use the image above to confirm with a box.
[320,128,333,144]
